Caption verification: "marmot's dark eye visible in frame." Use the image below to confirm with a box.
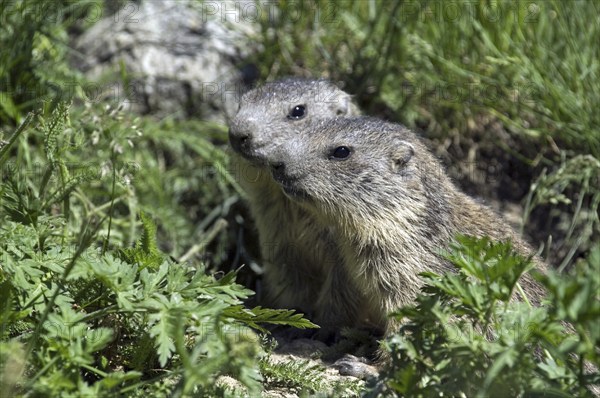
[330,146,352,160]
[287,105,306,119]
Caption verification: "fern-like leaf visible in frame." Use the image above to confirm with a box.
[117,211,164,270]
[224,306,318,334]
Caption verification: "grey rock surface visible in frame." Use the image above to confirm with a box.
[74,0,260,122]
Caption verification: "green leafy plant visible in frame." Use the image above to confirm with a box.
[260,358,326,393]
[369,236,599,397]
[0,104,317,397]
[259,356,363,397]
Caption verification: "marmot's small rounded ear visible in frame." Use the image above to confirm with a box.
[334,95,360,116]
[390,141,415,172]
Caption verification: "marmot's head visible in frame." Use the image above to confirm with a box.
[229,78,358,163]
[268,117,442,232]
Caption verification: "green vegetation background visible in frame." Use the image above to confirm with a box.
[0,1,598,396]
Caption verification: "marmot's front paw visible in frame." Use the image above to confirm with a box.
[333,354,379,379]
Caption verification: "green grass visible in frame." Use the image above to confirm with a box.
[255,0,600,158]
[0,0,90,124]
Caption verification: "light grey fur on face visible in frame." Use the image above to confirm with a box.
[230,78,358,163]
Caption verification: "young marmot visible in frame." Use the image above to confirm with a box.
[267,116,547,333]
[228,78,367,333]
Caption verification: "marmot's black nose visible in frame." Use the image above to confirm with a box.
[229,129,251,154]
[270,161,286,181]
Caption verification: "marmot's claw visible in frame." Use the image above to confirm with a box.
[333,354,379,379]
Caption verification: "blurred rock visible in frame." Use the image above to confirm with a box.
[74,0,260,122]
